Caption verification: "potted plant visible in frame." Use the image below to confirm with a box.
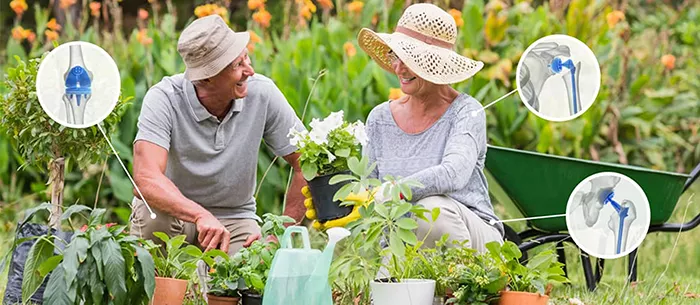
[234,214,294,305]
[288,110,367,223]
[441,250,508,305]
[145,232,228,305]
[328,155,440,305]
[485,241,569,305]
[19,204,156,305]
[207,256,241,305]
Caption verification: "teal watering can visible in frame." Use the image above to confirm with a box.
[262,226,350,305]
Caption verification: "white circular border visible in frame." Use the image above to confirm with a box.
[565,171,651,259]
[35,41,121,129]
[515,34,601,122]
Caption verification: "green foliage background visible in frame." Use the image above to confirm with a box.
[0,0,698,236]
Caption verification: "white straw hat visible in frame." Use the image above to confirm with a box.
[358,3,483,85]
[177,15,250,81]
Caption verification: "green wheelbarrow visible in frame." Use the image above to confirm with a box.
[484,145,700,291]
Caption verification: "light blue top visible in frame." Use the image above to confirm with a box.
[365,93,504,236]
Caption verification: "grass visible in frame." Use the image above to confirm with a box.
[1,186,699,305]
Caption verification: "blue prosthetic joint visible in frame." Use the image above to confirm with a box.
[549,57,578,113]
[602,191,630,254]
[64,66,92,106]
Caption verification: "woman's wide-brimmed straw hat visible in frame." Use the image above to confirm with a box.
[358,3,483,84]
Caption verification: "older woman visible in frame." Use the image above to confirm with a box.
[357,3,504,252]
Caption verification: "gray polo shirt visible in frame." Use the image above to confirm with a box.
[133,73,304,220]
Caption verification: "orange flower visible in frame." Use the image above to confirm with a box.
[195,4,227,19]
[347,1,364,13]
[11,26,26,41]
[10,0,28,15]
[138,8,149,20]
[27,31,36,43]
[137,28,153,45]
[247,0,265,11]
[90,2,101,17]
[318,0,333,10]
[80,224,88,232]
[59,0,77,9]
[300,5,313,20]
[606,10,624,28]
[388,88,404,100]
[249,30,261,44]
[449,9,463,27]
[343,41,356,58]
[661,54,675,70]
[252,8,272,28]
[45,29,59,41]
[46,18,62,31]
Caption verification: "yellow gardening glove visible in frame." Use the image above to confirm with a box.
[302,185,372,231]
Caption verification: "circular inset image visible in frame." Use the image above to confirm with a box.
[36,41,120,128]
[566,172,650,259]
[516,34,601,122]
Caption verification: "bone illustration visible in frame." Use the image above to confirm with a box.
[573,175,621,227]
[519,41,582,115]
[62,45,93,125]
[607,199,637,255]
[572,175,637,255]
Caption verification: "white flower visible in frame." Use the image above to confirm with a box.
[328,152,336,162]
[347,121,368,146]
[325,110,345,130]
[288,127,308,147]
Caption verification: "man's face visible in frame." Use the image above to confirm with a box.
[206,49,255,100]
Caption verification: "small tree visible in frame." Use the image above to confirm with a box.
[0,54,129,228]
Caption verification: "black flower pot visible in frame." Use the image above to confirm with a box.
[241,291,262,305]
[307,170,354,222]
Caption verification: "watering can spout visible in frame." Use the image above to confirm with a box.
[303,227,351,304]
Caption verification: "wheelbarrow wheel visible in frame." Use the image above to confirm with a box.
[502,224,528,263]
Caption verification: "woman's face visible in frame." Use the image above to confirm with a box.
[389,50,433,96]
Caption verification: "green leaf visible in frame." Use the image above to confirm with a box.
[63,236,89,285]
[152,231,170,243]
[391,202,412,220]
[60,205,92,223]
[335,148,351,157]
[38,255,63,277]
[302,162,318,180]
[249,273,265,291]
[101,239,127,305]
[502,241,522,261]
[431,207,441,222]
[91,246,104,280]
[20,202,52,226]
[43,265,75,305]
[374,202,390,219]
[527,251,555,271]
[22,236,56,304]
[89,208,107,226]
[135,247,156,300]
[329,174,358,185]
[397,228,418,245]
[396,218,418,230]
[389,230,405,258]
[347,156,361,175]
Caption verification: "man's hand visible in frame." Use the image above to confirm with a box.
[194,212,230,253]
[303,186,371,230]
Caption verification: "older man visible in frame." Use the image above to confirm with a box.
[129,15,307,255]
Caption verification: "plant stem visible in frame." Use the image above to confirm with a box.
[49,157,66,229]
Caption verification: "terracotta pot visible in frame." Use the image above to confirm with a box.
[207,294,240,305]
[498,291,549,305]
[151,277,188,305]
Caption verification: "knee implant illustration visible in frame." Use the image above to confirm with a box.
[62,45,93,125]
[519,41,582,116]
[573,176,638,255]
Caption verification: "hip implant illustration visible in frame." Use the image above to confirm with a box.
[572,176,637,255]
[62,45,93,125]
[519,41,582,116]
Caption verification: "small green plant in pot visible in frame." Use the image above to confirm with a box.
[145,233,228,305]
[207,256,241,305]
[328,155,441,305]
[442,249,507,305]
[288,110,367,223]
[485,241,570,305]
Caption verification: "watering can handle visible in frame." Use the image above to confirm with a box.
[280,226,311,249]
